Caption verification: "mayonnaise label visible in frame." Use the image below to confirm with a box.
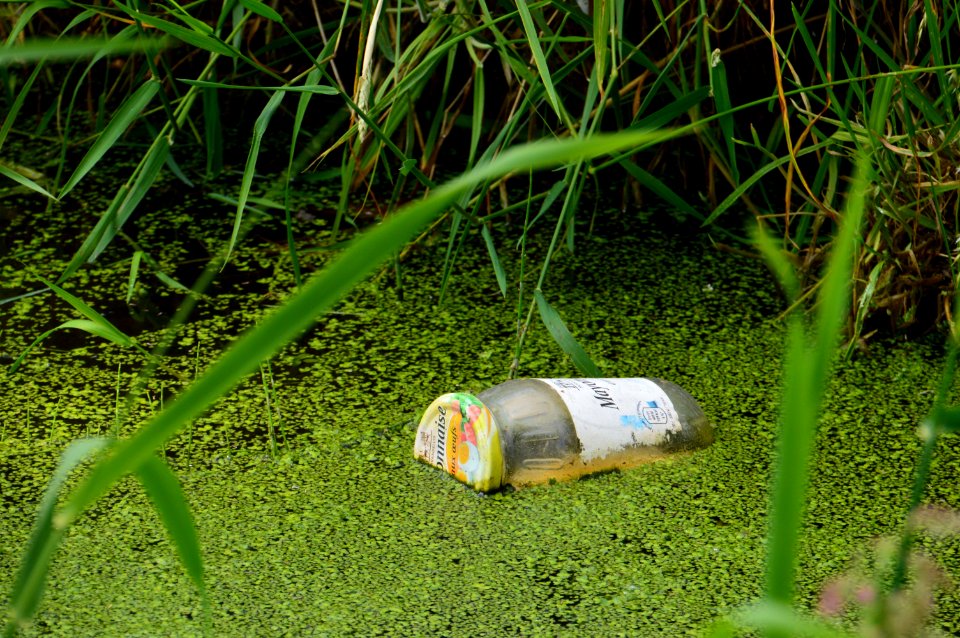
[413,392,503,491]
[537,378,680,462]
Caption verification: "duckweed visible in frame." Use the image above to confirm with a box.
[1,153,958,635]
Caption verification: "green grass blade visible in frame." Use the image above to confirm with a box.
[163,148,193,187]
[117,7,237,58]
[225,90,285,266]
[6,324,59,373]
[5,320,99,373]
[59,190,126,282]
[437,205,469,304]
[810,158,871,371]
[4,437,109,637]
[731,600,857,638]
[634,18,701,115]
[535,290,602,376]
[527,179,568,230]
[41,278,134,347]
[7,318,133,374]
[56,319,133,346]
[203,83,223,178]
[126,251,143,305]
[0,36,167,65]
[59,79,160,198]
[591,88,709,174]
[481,224,507,297]
[934,406,960,434]
[53,130,683,530]
[2,0,69,46]
[592,0,610,85]
[0,162,56,200]
[562,167,586,253]
[579,55,602,134]
[845,261,882,359]
[763,153,871,611]
[789,5,829,86]
[469,60,485,168]
[922,0,949,105]
[421,46,458,177]
[178,79,338,94]
[61,8,97,34]
[619,159,701,220]
[134,456,207,603]
[238,0,283,23]
[153,270,191,294]
[91,136,170,260]
[515,0,572,129]
[709,55,739,183]
[159,2,222,36]
[704,139,831,226]
[284,68,325,288]
[0,63,44,154]
[751,224,800,303]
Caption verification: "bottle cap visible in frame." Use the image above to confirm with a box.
[413,392,503,491]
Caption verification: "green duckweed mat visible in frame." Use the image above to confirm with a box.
[1,152,958,635]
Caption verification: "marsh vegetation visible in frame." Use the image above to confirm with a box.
[1,1,960,635]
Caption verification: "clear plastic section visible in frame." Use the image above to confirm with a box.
[648,378,714,451]
[477,378,713,487]
[477,379,579,485]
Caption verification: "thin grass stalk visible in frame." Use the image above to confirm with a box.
[510,170,538,378]
[515,0,574,132]
[762,153,871,627]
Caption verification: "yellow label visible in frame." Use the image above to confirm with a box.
[413,393,503,491]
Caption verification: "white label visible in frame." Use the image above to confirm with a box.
[537,378,681,463]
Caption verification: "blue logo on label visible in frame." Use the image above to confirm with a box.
[620,414,651,429]
[621,400,669,430]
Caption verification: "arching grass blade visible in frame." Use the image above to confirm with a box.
[4,438,109,638]
[0,162,56,200]
[225,90,285,266]
[58,79,160,199]
[535,290,602,376]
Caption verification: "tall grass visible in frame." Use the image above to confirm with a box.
[709,97,960,638]
[3,0,960,635]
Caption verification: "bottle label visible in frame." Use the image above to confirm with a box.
[412,392,503,492]
[537,378,680,463]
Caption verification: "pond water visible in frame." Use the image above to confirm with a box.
[1,141,958,635]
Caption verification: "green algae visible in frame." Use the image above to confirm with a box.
[1,154,960,635]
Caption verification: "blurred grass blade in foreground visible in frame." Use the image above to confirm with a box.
[4,438,108,637]
[760,152,871,627]
[0,36,167,66]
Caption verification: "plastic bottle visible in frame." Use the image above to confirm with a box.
[413,377,713,491]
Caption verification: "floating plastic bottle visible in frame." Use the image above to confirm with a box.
[413,378,713,491]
